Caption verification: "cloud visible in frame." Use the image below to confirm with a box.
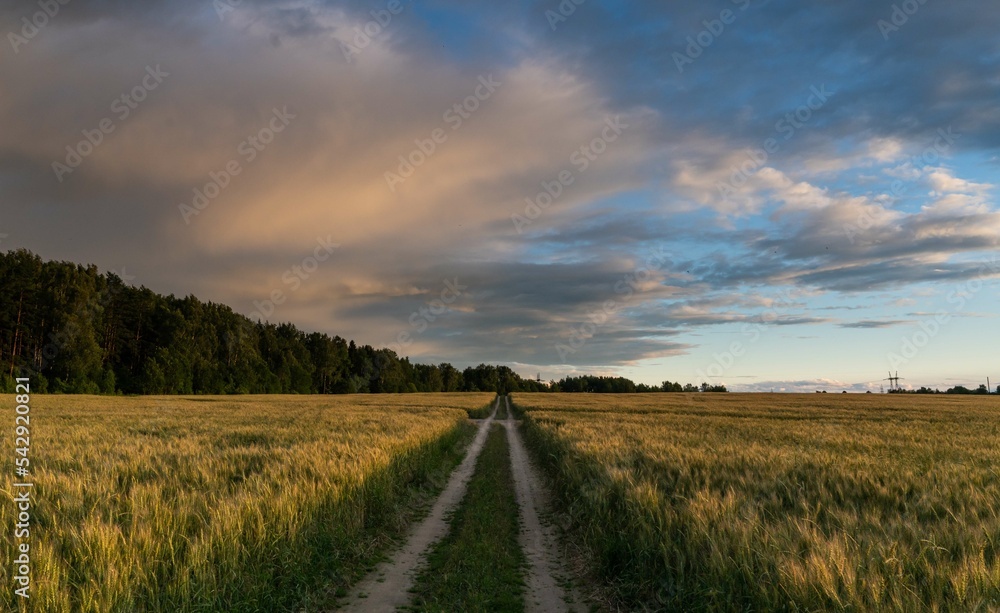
[676,163,1000,293]
[837,320,911,329]
[927,170,991,195]
[2,0,999,382]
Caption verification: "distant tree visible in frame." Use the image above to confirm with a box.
[439,363,463,392]
[662,380,683,392]
[700,382,728,392]
[552,375,641,393]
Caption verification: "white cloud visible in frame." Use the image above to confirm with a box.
[927,169,992,195]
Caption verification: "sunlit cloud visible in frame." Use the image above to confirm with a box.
[2,0,999,387]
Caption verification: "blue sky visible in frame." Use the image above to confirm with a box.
[1,0,998,391]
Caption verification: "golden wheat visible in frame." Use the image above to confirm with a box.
[513,392,1000,611]
[0,393,493,612]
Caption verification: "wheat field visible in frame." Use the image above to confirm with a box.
[0,393,492,612]
[512,392,1000,611]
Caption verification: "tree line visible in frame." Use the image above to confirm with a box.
[896,385,997,395]
[0,249,717,395]
[552,376,726,393]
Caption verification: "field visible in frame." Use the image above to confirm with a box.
[0,393,493,612]
[512,392,1000,611]
[5,391,999,612]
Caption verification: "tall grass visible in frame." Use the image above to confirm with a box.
[513,392,1000,611]
[0,393,493,612]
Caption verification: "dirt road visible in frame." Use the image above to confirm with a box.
[503,396,586,613]
[337,397,499,612]
[337,396,582,612]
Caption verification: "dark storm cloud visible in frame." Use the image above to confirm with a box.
[318,258,694,365]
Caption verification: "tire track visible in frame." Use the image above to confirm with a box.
[504,396,586,613]
[337,397,499,612]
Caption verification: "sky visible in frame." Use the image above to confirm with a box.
[1,0,998,392]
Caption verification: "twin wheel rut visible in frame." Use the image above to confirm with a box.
[339,397,583,612]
